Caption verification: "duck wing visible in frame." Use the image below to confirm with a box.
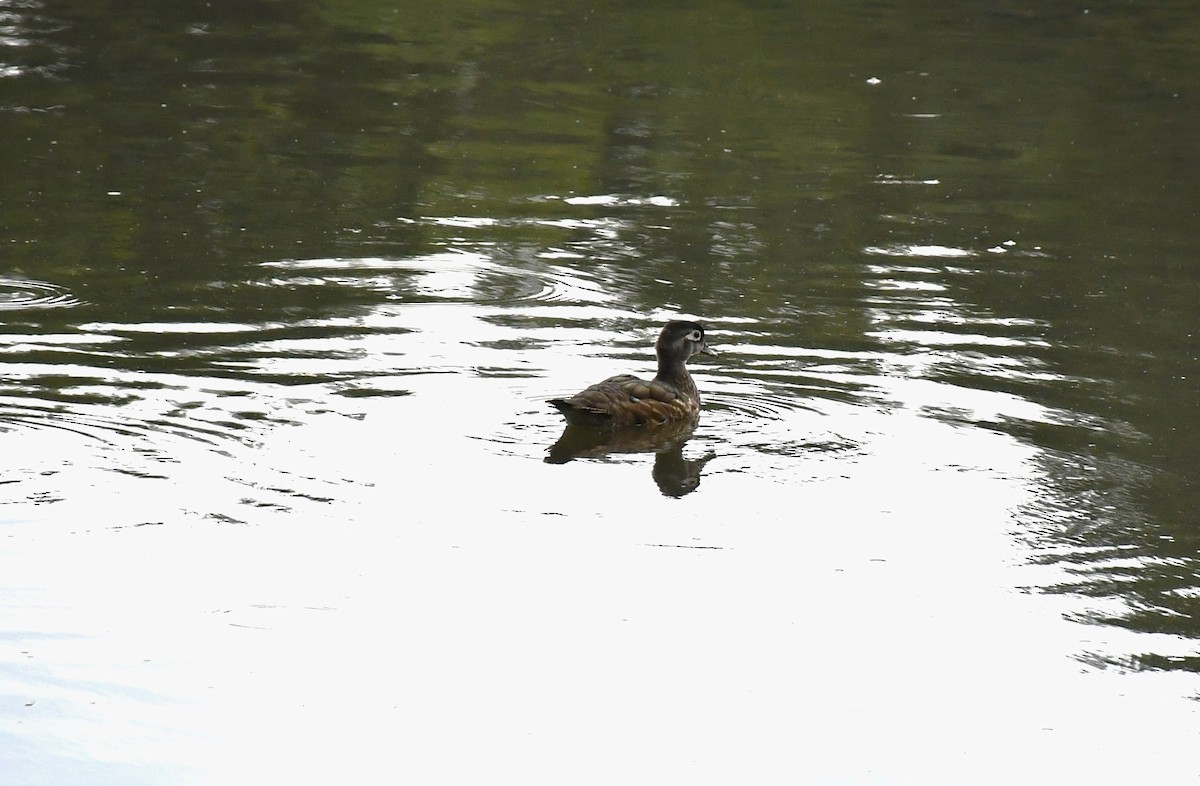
[548,374,697,427]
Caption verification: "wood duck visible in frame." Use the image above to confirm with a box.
[548,320,717,427]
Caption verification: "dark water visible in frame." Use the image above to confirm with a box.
[2,2,1199,783]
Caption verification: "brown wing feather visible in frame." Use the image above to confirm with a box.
[549,374,698,427]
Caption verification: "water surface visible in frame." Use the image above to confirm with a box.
[2,2,1199,784]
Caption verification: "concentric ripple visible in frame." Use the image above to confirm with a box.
[260,252,616,306]
[0,277,81,310]
[0,373,360,526]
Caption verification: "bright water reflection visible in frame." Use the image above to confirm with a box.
[2,0,1200,783]
[3,235,1197,783]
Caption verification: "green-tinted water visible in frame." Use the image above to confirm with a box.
[2,2,1198,783]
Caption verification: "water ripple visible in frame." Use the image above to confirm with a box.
[0,384,361,525]
[0,394,250,456]
[260,252,614,306]
[0,277,81,310]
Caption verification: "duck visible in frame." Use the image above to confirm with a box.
[548,320,717,427]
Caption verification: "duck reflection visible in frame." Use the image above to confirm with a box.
[545,419,715,497]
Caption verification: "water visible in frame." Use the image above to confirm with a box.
[2,1,1199,783]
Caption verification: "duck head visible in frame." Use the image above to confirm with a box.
[656,320,717,363]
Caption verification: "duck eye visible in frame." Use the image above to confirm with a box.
[689,329,703,341]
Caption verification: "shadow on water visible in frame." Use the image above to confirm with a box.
[544,419,715,497]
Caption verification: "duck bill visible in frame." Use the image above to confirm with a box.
[700,343,718,356]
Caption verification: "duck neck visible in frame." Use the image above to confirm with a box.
[655,358,696,395]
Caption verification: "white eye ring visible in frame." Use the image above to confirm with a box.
[689,329,703,341]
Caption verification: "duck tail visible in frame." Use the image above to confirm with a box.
[547,398,612,427]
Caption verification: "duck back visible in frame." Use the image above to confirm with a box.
[548,373,699,427]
